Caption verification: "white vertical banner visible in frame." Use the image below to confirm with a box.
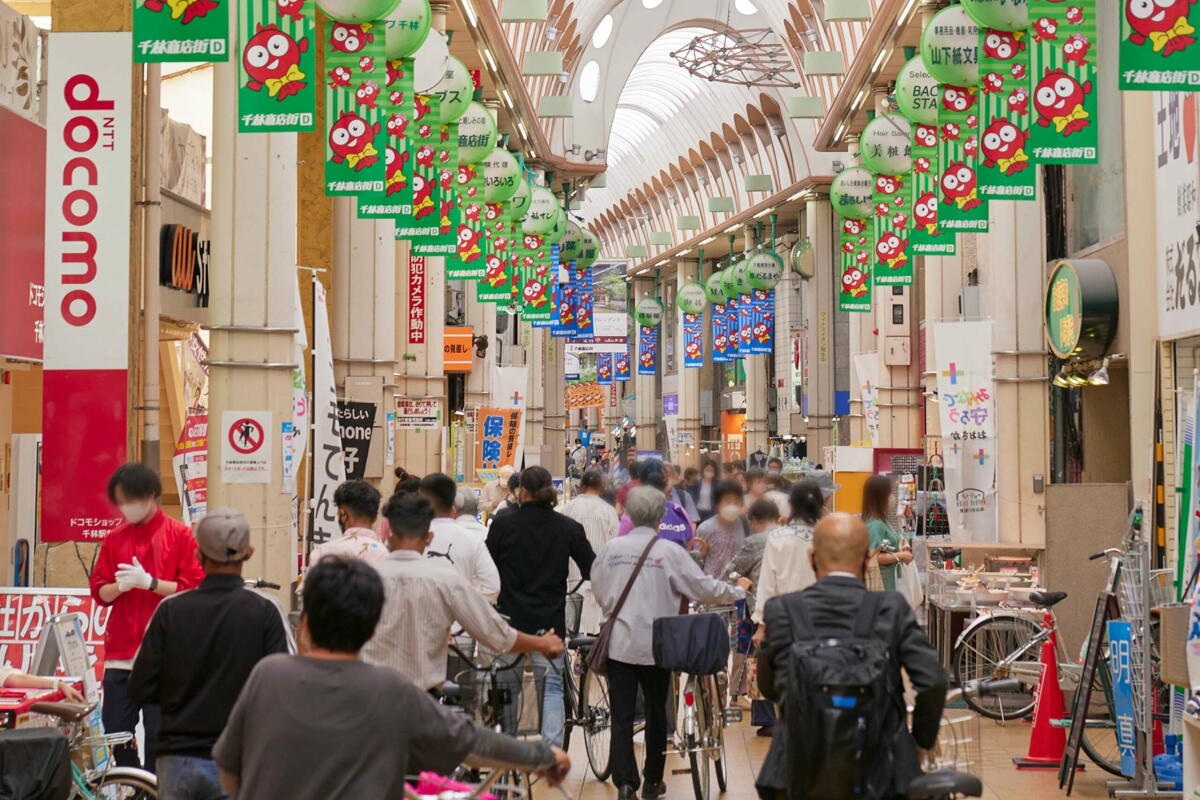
[282,276,309,495]
[310,280,345,548]
[664,415,680,464]
[853,352,881,448]
[932,321,997,542]
[492,365,529,468]
[1156,92,1200,339]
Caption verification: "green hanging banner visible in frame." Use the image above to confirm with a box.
[397,93,440,239]
[872,175,913,285]
[413,120,460,256]
[236,0,315,131]
[358,58,412,218]
[838,217,873,313]
[978,29,1036,199]
[323,23,386,197]
[1028,0,1098,162]
[478,221,517,304]
[134,0,229,62]
[448,161,487,278]
[937,84,989,231]
[911,123,956,255]
[1120,0,1200,89]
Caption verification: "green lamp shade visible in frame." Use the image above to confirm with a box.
[824,0,870,20]
[589,173,607,188]
[627,244,649,258]
[803,51,845,76]
[538,95,573,118]
[523,51,563,76]
[649,231,672,246]
[500,0,547,22]
[708,197,734,213]
[787,96,825,118]
[677,215,701,231]
[744,174,773,193]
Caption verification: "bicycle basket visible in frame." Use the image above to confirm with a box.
[652,613,730,675]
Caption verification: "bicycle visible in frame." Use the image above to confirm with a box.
[28,699,157,799]
[559,580,618,782]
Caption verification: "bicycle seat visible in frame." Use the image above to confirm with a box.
[568,635,597,651]
[907,770,982,799]
[30,701,93,722]
[1029,590,1068,608]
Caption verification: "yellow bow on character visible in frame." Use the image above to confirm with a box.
[953,187,978,211]
[886,255,908,270]
[923,223,937,235]
[1149,16,1196,52]
[996,148,1029,174]
[461,243,481,260]
[344,142,378,170]
[386,172,406,191]
[265,64,305,98]
[1051,104,1089,133]
[165,0,198,18]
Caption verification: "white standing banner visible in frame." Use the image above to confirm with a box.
[310,280,345,548]
[932,321,997,542]
[282,277,309,495]
[853,352,881,448]
[492,365,529,468]
[1155,92,1200,340]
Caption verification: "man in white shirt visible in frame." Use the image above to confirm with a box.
[306,481,390,581]
[453,489,489,539]
[560,469,620,634]
[420,473,501,601]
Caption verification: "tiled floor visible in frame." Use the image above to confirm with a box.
[549,714,1119,800]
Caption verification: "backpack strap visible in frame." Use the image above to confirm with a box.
[852,591,884,639]
[784,593,819,642]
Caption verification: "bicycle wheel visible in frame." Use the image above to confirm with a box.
[688,678,712,800]
[580,666,613,782]
[95,771,158,799]
[1076,651,1123,776]
[562,657,576,754]
[953,614,1041,720]
[706,676,727,793]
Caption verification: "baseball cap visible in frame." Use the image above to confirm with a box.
[807,469,841,499]
[195,507,251,562]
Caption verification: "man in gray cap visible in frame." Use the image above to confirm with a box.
[806,468,841,509]
[130,508,289,799]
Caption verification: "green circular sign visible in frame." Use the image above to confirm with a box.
[634,297,664,327]
[1045,260,1082,359]
[1044,259,1119,360]
[431,56,472,124]
[961,0,1028,32]
[384,0,431,58]
[721,263,741,298]
[921,6,980,86]
[790,238,814,279]
[317,0,401,23]
[830,166,874,218]
[506,177,533,220]
[577,229,599,269]
[521,186,559,235]
[735,261,752,295]
[411,29,448,93]
[676,282,708,314]
[705,271,726,305]
[895,57,941,126]
[745,250,784,290]
[543,207,567,245]
[859,113,912,175]
[457,103,497,165]
[483,149,521,203]
[559,220,583,262]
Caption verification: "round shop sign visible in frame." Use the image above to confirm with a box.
[457,103,497,165]
[676,282,709,314]
[735,261,753,295]
[745,250,784,290]
[960,0,1028,32]
[577,228,599,269]
[721,262,742,298]
[412,29,449,93]
[830,166,874,218]
[483,148,522,203]
[921,5,981,87]
[634,297,664,327]
[895,57,941,126]
[859,113,913,175]
[317,0,400,23]
[705,270,727,304]
[790,237,814,279]
[521,186,560,234]
[543,207,567,245]
[507,177,533,220]
[431,55,473,124]
[384,0,431,59]
[1044,259,1119,360]
[559,220,583,263]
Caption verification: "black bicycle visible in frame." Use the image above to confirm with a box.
[560,579,619,782]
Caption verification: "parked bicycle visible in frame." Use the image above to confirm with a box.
[28,700,157,799]
[559,581,618,782]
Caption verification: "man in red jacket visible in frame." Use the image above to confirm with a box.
[88,463,205,772]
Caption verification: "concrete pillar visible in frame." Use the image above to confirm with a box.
[394,238,446,476]
[676,258,702,468]
[744,228,770,456]
[542,329,567,474]
[207,48,300,594]
[634,279,658,446]
[803,197,838,458]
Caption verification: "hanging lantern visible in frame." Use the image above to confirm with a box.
[735,260,753,295]
[458,103,497,165]
[920,5,980,86]
[521,186,559,234]
[483,148,521,203]
[745,250,783,290]
[720,262,742,298]
[577,229,599,269]
[894,57,941,126]
[859,113,913,175]
[384,0,431,58]
[431,55,473,124]
[705,270,727,304]
[830,166,874,218]
[559,220,584,262]
[634,297,664,327]
[316,0,401,23]
[676,282,709,313]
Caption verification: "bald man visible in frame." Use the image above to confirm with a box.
[753,513,946,799]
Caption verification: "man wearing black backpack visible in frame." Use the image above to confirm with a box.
[755,512,946,799]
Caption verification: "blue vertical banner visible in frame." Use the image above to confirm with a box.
[749,289,774,354]
[1107,620,1136,778]
[712,303,730,363]
[615,351,631,381]
[638,325,658,375]
[551,268,577,338]
[738,292,753,352]
[683,312,704,368]
[597,352,613,385]
[574,266,594,337]
[726,297,741,359]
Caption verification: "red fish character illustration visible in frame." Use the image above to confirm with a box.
[328,66,351,89]
[359,56,375,73]
[982,72,1004,94]
[875,233,909,270]
[1066,5,1084,23]
[415,144,435,168]
[1063,34,1091,65]
[914,157,931,173]
[143,0,217,24]
[355,80,380,110]
[243,25,309,100]
[457,226,483,262]
[1032,16,1058,42]
[842,218,865,235]
[523,279,549,308]
[484,255,507,287]
[942,122,961,141]
[892,213,908,230]
[384,146,408,195]
[982,30,1026,60]
[329,23,373,55]
[913,192,938,234]
[412,174,434,218]
[980,119,1030,175]
[1008,87,1030,115]
[941,163,981,212]
[915,124,938,149]
[1033,68,1092,135]
[941,86,976,113]
[386,112,409,139]
[328,112,380,170]
[875,175,902,194]
[842,268,868,298]
[1126,0,1197,55]
[276,0,304,21]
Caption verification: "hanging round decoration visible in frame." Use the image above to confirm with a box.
[431,56,473,124]
[521,186,560,235]
[676,282,709,313]
[735,261,753,295]
[543,207,567,246]
[316,0,400,23]
[412,30,449,93]
[457,103,497,165]
[830,167,874,218]
[789,237,814,279]
[894,57,941,126]
[383,0,431,58]
[960,0,1027,31]
[507,177,533,220]
[634,297,664,327]
[745,250,784,290]
[721,263,742,298]
[483,149,521,203]
[920,5,980,87]
[859,113,912,175]
[705,271,726,304]
[576,229,599,269]
[559,220,584,263]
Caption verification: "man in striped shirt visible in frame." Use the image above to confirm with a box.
[361,493,563,691]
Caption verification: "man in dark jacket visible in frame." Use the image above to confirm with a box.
[755,513,946,799]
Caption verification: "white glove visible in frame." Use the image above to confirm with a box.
[115,557,153,592]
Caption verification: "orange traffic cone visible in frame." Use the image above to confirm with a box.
[1013,611,1071,769]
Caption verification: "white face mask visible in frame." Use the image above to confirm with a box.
[767,469,780,476]
[119,501,153,525]
[718,504,742,522]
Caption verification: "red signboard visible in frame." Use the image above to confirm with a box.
[0,107,46,361]
[0,590,110,687]
[409,256,426,344]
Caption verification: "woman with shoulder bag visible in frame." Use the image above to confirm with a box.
[861,474,913,591]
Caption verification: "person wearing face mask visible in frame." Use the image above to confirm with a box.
[306,480,390,585]
[766,456,784,476]
[89,463,206,772]
[688,460,720,522]
[692,481,748,579]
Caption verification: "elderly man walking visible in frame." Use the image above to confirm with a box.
[591,486,746,800]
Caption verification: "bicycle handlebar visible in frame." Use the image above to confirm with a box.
[1088,548,1121,561]
[245,578,282,590]
[447,642,528,674]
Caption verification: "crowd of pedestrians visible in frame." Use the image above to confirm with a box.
[69,450,943,799]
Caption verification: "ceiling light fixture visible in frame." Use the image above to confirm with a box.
[672,28,801,88]
[1089,357,1111,386]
